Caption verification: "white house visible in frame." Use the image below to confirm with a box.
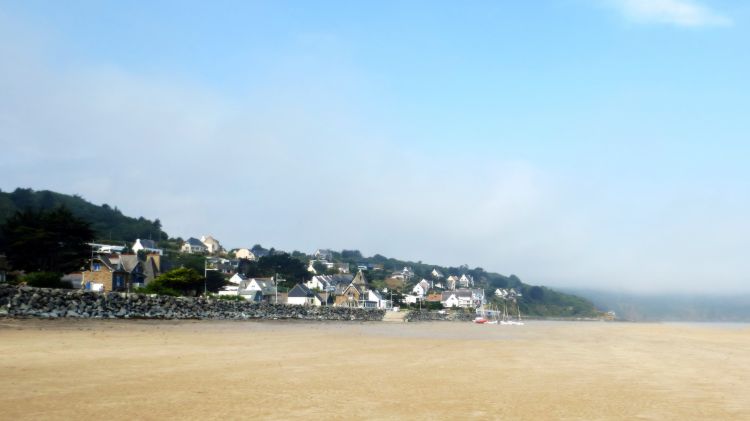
[367,289,391,310]
[390,267,414,280]
[403,294,421,304]
[441,289,485,308]
[459,274,474,288]
[287,284,323,306]
[306,274,353,292]
[233,277,278,302]
[446,275,458,290]
[200,235,223,254]
[228,273,246,285]
[412,279,431,297]
[235,248,257,260]
[181,238,207,254]
[132,239,163,255]
[313,249,334,261]
[431,268,444,279]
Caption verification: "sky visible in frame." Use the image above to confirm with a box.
[1,0,749,293]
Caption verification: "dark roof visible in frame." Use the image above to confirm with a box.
[138,239,158,249]
[186,237,205,247]
[288,283,315,298]
[119,255,140,273]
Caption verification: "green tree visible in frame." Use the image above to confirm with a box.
[312,261,327,274]
[241,252,308,289]
[24,272,72,289]
[0,207,94,273]
[145,267,204,296]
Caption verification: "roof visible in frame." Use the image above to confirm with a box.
[442,289,483,300]
[240,277,276,295]
[311,274,354,288]
[352,270,368,286]
[425,293,442,302]
[288,283,315,298]
[119,255,140,273]
[137,239,158,249]
[185,237,205,247]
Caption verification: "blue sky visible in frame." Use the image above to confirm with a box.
[1,0,749,292]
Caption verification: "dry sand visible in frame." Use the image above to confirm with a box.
[1,319,749,420]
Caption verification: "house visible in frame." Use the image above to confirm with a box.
[366,289,391,309]
[238,277,278,303]
[132,239,163,255]
[446,275,459,290]
[306,274,353,292]
[81,254,142,292]
[313,249,334,261]
[80,252,162,292]
[333,270,390,309]
[440,289,485,308]
[200,235,223,254]
[459,274,474,288]
[287,284,324,306]
[307,259,336,274]
[335,270,368,307]
[495,288,521,300]
[234,248,257,260]
[206,257,234,274]
[403,294,421,305]
[88,243,126,254]
[181,237,207,254]
[425,293,443,303]
[431,268,444,279]
[412,279,431,297]
[390,267,414,280]
[228,273,247,285]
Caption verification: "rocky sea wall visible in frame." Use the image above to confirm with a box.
[0,285,385,321]
[405,309,476,322]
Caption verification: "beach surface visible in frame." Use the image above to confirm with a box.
[1,319,748,420]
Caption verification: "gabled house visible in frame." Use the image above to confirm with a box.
[200,235,223,254]
[234,248,257,261]
[238,277,278,303]
[431,268,444,279]
[440,288,485,308]
[287,284,323,306]
[306,274,353,292]
[390,267,414,280]
[313,249,334,261]
[459,274,474,288]
[412,279,431,297]
[333,270,390,309]
[366,289,391,309]
[132,239,163,256]
[335,270,368,307]
[181,237,207,254]
[228,273,247,285]
[446,275,459,290]
[81,254,138,292]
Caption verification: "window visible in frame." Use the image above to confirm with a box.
[93,263,101,272]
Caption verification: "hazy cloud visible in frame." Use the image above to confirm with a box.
[607,0,732,27]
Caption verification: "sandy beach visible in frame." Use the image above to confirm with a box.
[1,319,748,420]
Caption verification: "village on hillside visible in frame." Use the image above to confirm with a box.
[59,237,524,311]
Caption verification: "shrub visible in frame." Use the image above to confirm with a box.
[24,272,71,289]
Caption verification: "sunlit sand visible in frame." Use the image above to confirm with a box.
[1,319,748,420]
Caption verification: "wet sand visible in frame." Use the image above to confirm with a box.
[1,319,748,420]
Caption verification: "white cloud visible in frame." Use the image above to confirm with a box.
[608,0,732,27]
